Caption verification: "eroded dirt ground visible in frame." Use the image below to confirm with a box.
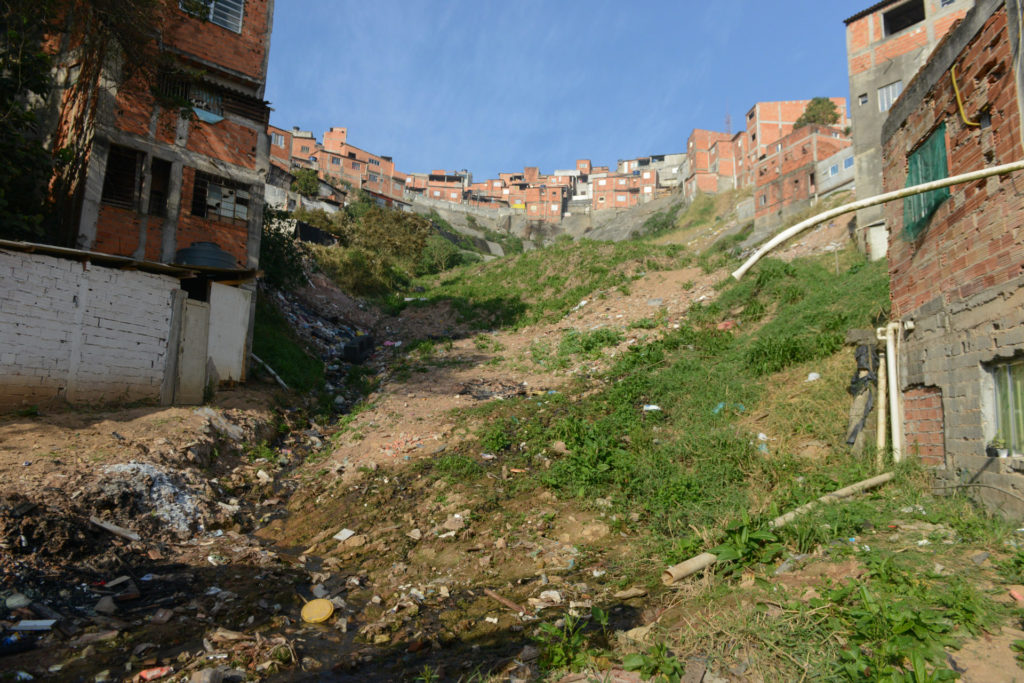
[2,227,1022,682]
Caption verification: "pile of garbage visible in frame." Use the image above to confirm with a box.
[267,288,377,411]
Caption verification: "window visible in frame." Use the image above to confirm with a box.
[858,93,869,106]
[188,84,222,115]
[643,172,651,179]
[450,192,458,199]
[759,194,766,206]
[300,145,310,153]
[433,190,441,197]
[351,161,361,170]
[903,122,949,239]
[830,164,839,176]
[550,203,558,211]
[191,172,250,223]
[331,157,340,165]
[368,173,379,183]
[616,194,626,202]
[493,181,501,187]
[181,0,245,33]
[878,80,904,112]
[101,145,143,209]
[883,0,924,36]
[618,179,626,185]
[598,196,605,202]
[644,186,652,193]
[598,179,606,186]
[148,158,172,217]
[992,359,1024,455]
[940,0,956,5]
[844,156,855,169]
[271,132,284,147]
[531,205,538,212]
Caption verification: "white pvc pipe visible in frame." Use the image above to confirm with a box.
[731,159,1024,280]
[883,323,902,463]
[876,349,887,470]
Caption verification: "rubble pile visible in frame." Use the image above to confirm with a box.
[268,288,378,411]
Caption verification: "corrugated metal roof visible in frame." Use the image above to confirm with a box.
[0,239,259,281]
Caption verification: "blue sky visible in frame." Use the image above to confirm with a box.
[266,1,867,180]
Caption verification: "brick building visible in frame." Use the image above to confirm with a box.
[684,99,850,201]
[880,0,1024,514]
[684,129,734,199]
[268,125,408,208]
[62,0,274,270]
[845,0,972,255]
[753,124,852,230]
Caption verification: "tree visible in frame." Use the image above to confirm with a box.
[793,97,840,130]
[291,168,320,197]
[1,0,210,243]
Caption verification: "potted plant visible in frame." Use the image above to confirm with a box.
[987,436,1009,458]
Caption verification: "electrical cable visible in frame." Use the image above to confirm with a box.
[951,63,981,127]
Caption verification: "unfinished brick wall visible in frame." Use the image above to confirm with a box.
[0,250,177,408]
[884,5,1023,316]
[163,0,272,82]
[904,386,946,465]
[881,1,1024,508]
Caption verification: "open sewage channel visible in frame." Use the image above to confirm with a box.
[0,390,649,682]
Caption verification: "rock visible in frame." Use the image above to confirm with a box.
[311,584,329,599]
[406,529,422,541]
[94,596,117,615]
[550,441,570,455]
[494,538,507,549]
[94,672,111,683]
[620,624,652,644]
[971,551,990,566]
[443,515,465,531]
[5,593,31,609]
[189,670,224,683]
[539,590,561,604]
[343,535,366,548]
[613,587,647,600]
[256,470,271,483]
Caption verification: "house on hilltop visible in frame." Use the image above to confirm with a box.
[845,0,973,257]
[880,0,1024,515]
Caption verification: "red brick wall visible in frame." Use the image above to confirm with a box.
[187,118,260,170]
[94,205,142,256]
[904,386,945,466]
[883,6,1024,317]
[162,0,271,81]
[268,125,292,166]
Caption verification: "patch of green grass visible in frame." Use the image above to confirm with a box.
[557,328,624,359]
[252,297,324,394]
[432,454,485,482]
[413,240,690,330]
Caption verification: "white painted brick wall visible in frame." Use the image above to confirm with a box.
[0,250,178,408]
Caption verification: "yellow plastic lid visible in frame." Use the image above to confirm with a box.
[301,598,334,623]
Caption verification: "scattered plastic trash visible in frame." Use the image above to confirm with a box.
[805,372,821,382]
[333,528,356,542]
[642,405,661,412]
[484,616,499,624]
[11,620,55,631]
[570,300,588,313]
[757,433,769,441]
[301,598,334,624]
[138,667,174,681]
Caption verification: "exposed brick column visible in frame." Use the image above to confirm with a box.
[903,386,945,466]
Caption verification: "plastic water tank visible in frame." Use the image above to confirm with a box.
[173,242,237,269]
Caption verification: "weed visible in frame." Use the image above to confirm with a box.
[13,405,39,418]
[622,643,687,682]
[709,512,784,576]
[252,297,324,394]
[433,454,483,482]
[534,614,588,673]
